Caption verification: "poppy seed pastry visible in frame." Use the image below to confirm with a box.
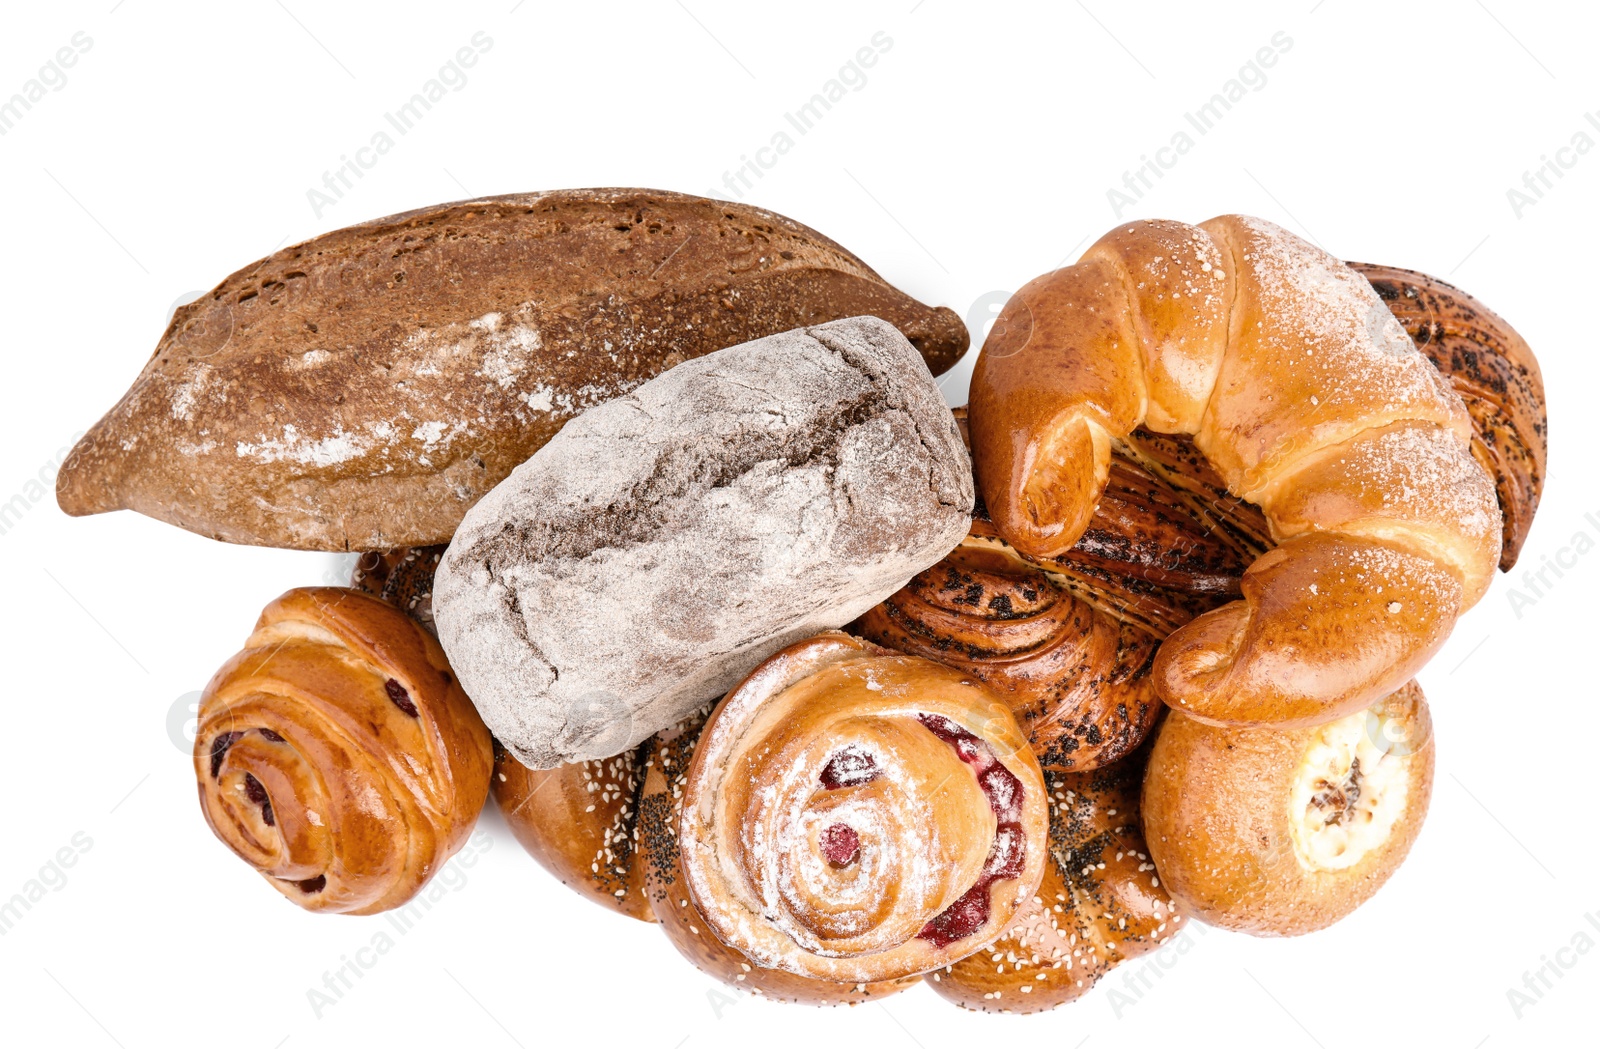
[433,316,974,769]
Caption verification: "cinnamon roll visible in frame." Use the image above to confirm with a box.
[194,587,493,914]
[679,632,1049,983]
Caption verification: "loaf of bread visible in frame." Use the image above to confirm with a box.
[58,189,967,551]
[433,316,974,769]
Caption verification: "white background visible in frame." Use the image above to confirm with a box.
[1,1,1595,1046]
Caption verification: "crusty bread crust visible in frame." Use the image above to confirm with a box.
[58,189,967,550]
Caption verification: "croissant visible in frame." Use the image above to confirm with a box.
[928,750,1182,1012]
[970,216,1505,728]
[678,632,1050,984]
[194,587,493,914]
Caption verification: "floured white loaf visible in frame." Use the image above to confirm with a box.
[433,316,974,768]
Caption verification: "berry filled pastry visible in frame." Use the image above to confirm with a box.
[677,632,1049,984]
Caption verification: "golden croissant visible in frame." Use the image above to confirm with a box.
[970,216,1510,729]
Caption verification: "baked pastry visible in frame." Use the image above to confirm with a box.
[492,701,922,1004]
[678,632,1049,984]
[928,752,1183,1012]
[856,541,1164,772]
[434,317,973,769]
[857,416,1268,770]
[1348,263,1546,568]
[350,546,447,636]
[194,587,492,914]
[637,707,923,1004]
[492,743,653,922]
[970,216,1503,729]
[1141,683,1433,936]
[866,258,1545,766]
[58,189,968,551]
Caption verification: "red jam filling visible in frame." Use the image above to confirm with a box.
[819,823,862,867]
[914,714,1025,947]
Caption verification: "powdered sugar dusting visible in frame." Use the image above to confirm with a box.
[1234,217,1453,426]
[676,642,1047,983]
[1130,226,1230,313]
[1273,422,1501,593]
[1333,425,1497,543]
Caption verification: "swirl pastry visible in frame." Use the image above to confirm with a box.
[929,752,1182,1012]
[194,587,493,914]
[856,543,1162,771]
[679,632,1049,984]
[492,702,921,1003]
[638,708,923,1004]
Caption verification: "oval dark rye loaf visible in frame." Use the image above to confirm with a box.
[57,189,968,551]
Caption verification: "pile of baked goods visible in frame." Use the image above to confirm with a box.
[60,192,1548,1012]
